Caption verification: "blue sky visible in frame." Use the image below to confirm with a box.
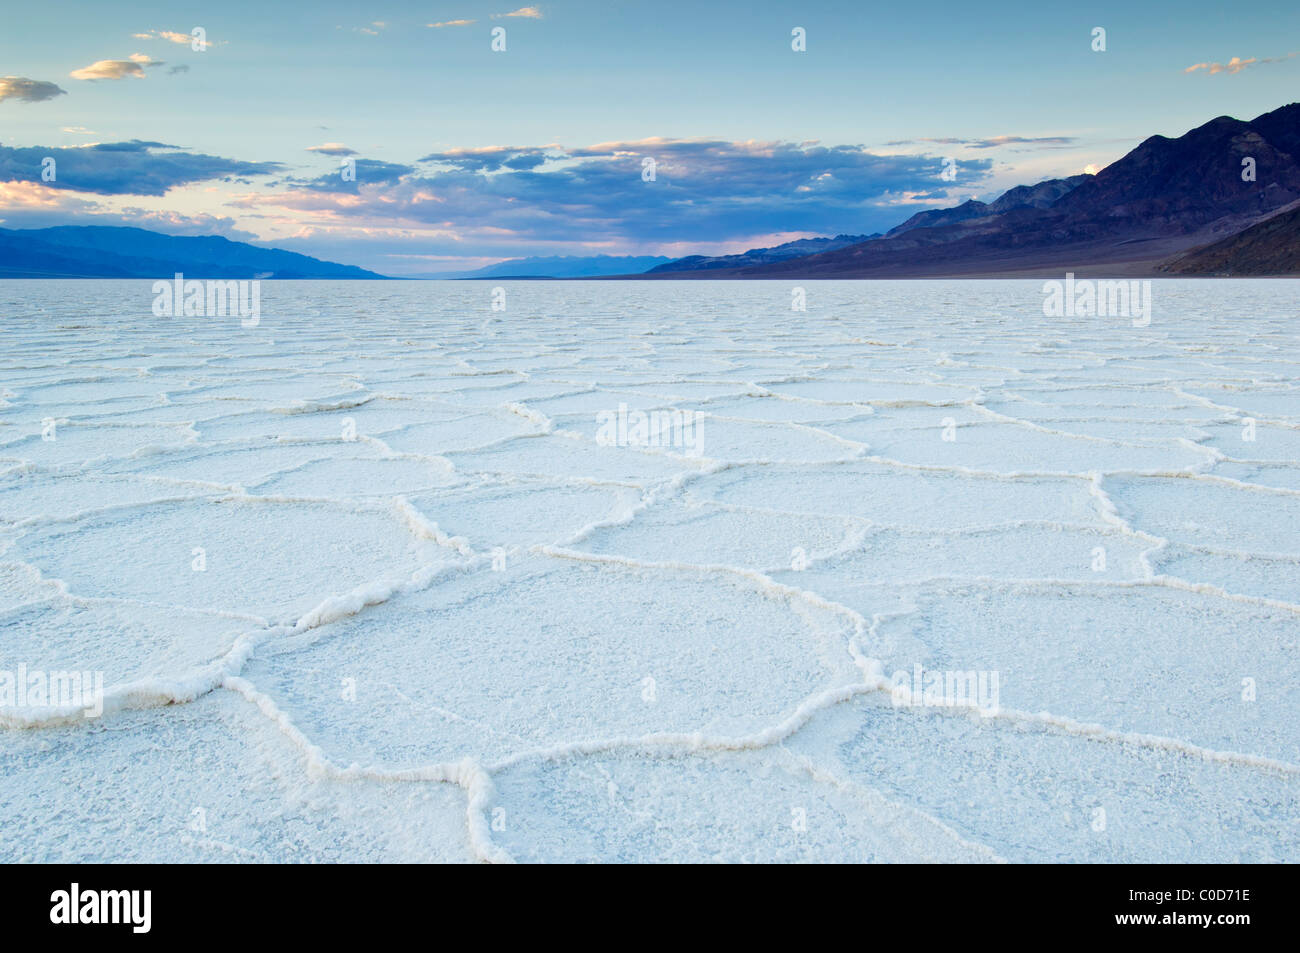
[2,0,1297,273]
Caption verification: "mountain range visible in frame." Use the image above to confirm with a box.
[1,103,1297,279]
[650,103,1300,279]
[645,234,878,274]
[0,226,386,280]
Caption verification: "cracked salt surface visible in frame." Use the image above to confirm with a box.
[0,278,1296,862]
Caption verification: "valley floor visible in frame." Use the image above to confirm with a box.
[1,279,1296,862]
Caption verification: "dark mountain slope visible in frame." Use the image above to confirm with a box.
[1159,202,1300,275]
[646,233,877,274]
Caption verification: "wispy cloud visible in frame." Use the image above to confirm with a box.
[885,135,1076,150]
[1185,51,1298,75]
[307,142,358,156]
[69,54,163,81]
[493,7,543,19]
[428,19,476,28]
[0,76,67,103]
[132,30,192,45]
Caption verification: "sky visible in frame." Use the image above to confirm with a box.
[1,0,1298,274]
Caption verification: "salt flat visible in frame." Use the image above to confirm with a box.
[0,278,1296,863]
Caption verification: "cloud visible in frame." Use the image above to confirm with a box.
[108,209,260,240]
[965,135,1075,150]
[132,30,192,45]
[428,19,476,28]
[69,54,163,80]
[0,76,67,103]
[0,140,281,196]
[243,137,991,253]
[419,145,554,172]
[0,180,99,214]
[885,135,1076,150]
[70,59,145,80]
[133,29,223,49]
[307,142,358,156]
[168,64,189,75]
[0,180,259,239]
[1185,57,1256,75]
[1185,51,1298,75]
[493,7,543,18]
[289,158,417,191]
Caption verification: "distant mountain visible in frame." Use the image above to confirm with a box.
[647,233,879,274]
[0,226,387,279]
[652,103,1300,278]
[443,254,672,279]
[881,199,996,238]
[1159,202,1300,275]
[884,175,1090,237]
